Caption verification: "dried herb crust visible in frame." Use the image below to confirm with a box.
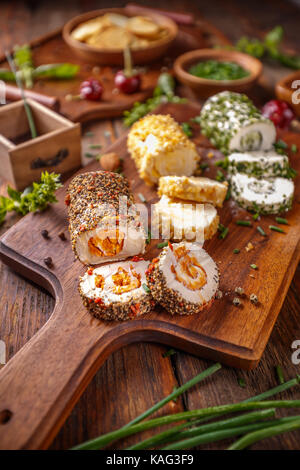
[66,171,134,259]
[146,253,216,316]
[78,282,154,321]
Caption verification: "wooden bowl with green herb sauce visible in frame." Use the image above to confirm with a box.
[174,49,262,98]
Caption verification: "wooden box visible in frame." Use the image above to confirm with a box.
[0,99,81,190]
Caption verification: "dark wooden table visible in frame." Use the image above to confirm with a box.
[0,0,300,450]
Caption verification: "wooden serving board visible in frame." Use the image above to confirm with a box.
[0,102,300,449]
[0,17,230,122]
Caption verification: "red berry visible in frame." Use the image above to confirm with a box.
[114,70,141,94]
[80,78,103,101]
[262,99,295,129]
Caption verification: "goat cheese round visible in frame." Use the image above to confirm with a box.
[230,173,294,214]
[228,150,291,179]
[146,241,219,316]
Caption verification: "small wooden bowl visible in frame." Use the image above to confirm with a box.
[174,49,262,98]
[276,70,300,117]
[63,8,178,66]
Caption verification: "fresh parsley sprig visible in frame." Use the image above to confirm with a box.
[0,171,62,224]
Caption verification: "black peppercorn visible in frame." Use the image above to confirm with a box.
[44,257,53,268]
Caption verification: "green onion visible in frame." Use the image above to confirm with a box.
[250,264,258,270]
[128,409,274,450]
[228,416,300,450]
[233,248,240,254]
[236,220,252,227]
[253,213,260,220]
[275,217,288,225]
[157,241,168,249]
[257,226,266,236]
[142,283,150,294]
[276,365,285,385]
[138,193,147,203]
[269,225,285,233]
[163,349,176,358]
[84,131,94,137]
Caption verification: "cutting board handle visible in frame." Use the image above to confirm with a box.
[0,292,136,450]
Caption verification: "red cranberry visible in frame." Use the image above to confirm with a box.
[262,99,295,129]
[114,70,141,94]
[80,78,103,101]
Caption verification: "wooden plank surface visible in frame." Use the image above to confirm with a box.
[0,0,300,450]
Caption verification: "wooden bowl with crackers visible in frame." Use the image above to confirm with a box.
[63,8,178,65]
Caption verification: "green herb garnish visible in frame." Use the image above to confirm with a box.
[235,25,300,70]
[269,225,285,233]
[276,365,285,385]
[291,144,298,153]
[138,193,147,203]
[123,73,186,126]
[142,283,151,294]
[238,377,246,388]
[216,170,225,182]
[162,348,176,358]
[157,241,168,249]
[236,220,252,227]
[233,248,240,254]
[0,171,62,225]
[188,60,250,81]
[181,122,193,137]
[250,264,258,270]
[89,144,102,150]
[275,217,288,225]
[257,226,266,237]
[0,44,78,88]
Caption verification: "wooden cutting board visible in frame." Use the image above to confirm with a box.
[0,16,230,122]
[0,102,300,450]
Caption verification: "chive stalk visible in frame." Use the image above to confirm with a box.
[275,217,288,225]
[276,365,285,385]
[257,226,266,236]
[165,416,299,450]
[71,399,300,450]
[269,225,285,233]
[236,220,252,227]
[127,409,275,450]
[157,241,168,249]
[228,416,300,450]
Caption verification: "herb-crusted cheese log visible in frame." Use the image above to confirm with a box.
[153,195,219,242]
[231,173,294,214]
[127,114,200,186]
[228,151,292,179]
[67,171,146,265]
[79,259,153,321]
[199,91,276,155]
[158,176,228,207]
[146,241,219,316]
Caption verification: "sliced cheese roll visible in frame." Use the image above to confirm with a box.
[231,173,294,214]
[127,114,200,186]
[146,241,219,315]
[153,195,219,242]
[158,176,228,207]
[199,91,276,155]
[228,150,291,179]
[67,171,146,265]
[79,259,153,321]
